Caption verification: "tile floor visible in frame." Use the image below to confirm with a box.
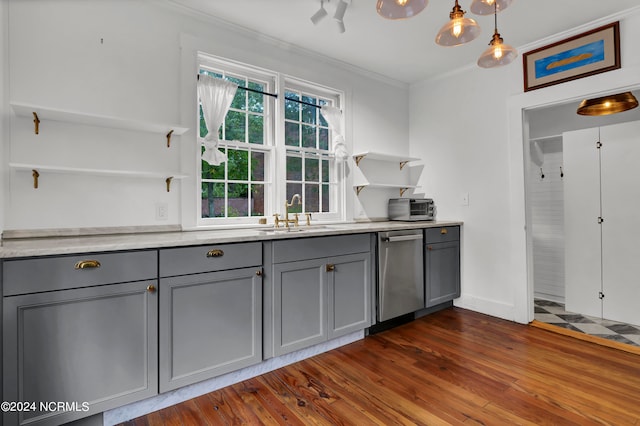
[534,299,640,347]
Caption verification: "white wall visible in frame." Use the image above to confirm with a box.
[410,9,640,323]
[1,0,410,233]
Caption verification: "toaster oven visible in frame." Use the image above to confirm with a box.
[388,198,436,221]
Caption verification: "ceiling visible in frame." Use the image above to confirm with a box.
[169,0,640,84]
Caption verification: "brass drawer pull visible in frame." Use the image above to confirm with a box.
[147,284,156,293]
[440,228,448,235]
[74,260,101,270]
[326,264,335,272]
[206,249,224,258]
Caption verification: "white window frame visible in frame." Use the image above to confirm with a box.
[196,53,346,227]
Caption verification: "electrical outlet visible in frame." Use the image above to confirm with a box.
[156,203,168,220]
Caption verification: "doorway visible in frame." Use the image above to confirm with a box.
[524,90,640,346]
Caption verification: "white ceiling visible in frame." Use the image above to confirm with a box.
[169,0,640,83]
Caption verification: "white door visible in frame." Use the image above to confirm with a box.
[563,127,602,318]
[600,120,640,326]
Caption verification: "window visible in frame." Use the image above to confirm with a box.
[197,54,344,226]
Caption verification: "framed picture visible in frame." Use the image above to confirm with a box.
[523,22,620,92]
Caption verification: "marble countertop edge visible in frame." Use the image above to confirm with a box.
[0,220,463,258]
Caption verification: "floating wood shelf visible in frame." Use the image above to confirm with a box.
[10,163,187,192]
[11,102,188,146]
[353,183,419,196]
[352,151,420,169]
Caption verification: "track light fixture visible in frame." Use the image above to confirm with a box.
[376,0,428,20]
[311,0,349,33]
[310,0,328,25]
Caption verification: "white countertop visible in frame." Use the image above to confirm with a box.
[0,220,462,258]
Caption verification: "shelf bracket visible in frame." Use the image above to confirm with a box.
[355,185,365,196]
[399,161,409,170]
[399,187,408,196]
[166,129,174,148]
[354,155,365,166]
[165,176,174,192]
[32,169,40,189]
[33,112,40,135]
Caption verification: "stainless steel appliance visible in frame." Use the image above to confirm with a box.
[377,230,424,322]
[388,198,435,221]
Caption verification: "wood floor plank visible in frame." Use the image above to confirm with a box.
[120,307,640,426]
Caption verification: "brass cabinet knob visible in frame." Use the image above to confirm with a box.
[206,249,224,258]
[256,270,263,276]
[146,284,156,293]
[440,228,448,235]
[326,264,335,272]
[74,260,101,270]
[427,246,433,251]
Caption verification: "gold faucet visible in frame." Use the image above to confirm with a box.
[284,194,302,228]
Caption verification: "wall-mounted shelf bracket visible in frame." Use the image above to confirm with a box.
[355,185,365,195]
[354,155,365,166]
[399,161,410,170]
[33,112,40,135]
[166,130,174,148]
[32,169,39,189]
[399,187,409,196]
[166,176,174,192]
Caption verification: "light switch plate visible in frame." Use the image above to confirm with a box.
[461,193,469,206]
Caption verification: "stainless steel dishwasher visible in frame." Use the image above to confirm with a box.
[377,229,424,322]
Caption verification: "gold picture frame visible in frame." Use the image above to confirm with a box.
[523,22,620,92]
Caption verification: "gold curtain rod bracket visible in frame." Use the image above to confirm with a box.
[32,112,40,135]
[166,129,174,148]
[165,176,174,192]
[32,169,40,189]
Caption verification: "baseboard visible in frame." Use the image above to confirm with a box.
[454,295,516,322]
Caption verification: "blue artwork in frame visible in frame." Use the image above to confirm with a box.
[534,40,605,79]
[523,22,620,92]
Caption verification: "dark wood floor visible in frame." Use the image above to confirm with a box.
[121,308,640,425]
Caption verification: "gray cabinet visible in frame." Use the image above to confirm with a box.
[2,251,158,426]
[158,243,262,392]
[268,235,372,357]
[425,226,461,307]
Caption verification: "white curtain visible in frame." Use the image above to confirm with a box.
[320,105,349,161]
[197,75,238,165]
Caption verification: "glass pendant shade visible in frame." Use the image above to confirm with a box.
[470,0,513,15]
[376,0,428,20]
[435,1,481,47]
[477,31,517,67]
[577,92,639,116]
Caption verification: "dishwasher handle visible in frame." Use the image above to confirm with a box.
[381,234,423,243]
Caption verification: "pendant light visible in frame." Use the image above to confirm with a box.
[577,92,639,116]
[477,2,517,68]
[376,0,428,20]
[435,0,481,47]
[470,0,513,16]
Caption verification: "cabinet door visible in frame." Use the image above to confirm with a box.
[159,267,262,392]
[600,121,640,325]
[425,241,460,307]
[273,258,327,356]
[3,281,158,426]
[327,252,371,339]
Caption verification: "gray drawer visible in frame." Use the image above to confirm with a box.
[159,242,262,277]
[272,234,370,264]
[2,250,158,296]
[425,226,460,243]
